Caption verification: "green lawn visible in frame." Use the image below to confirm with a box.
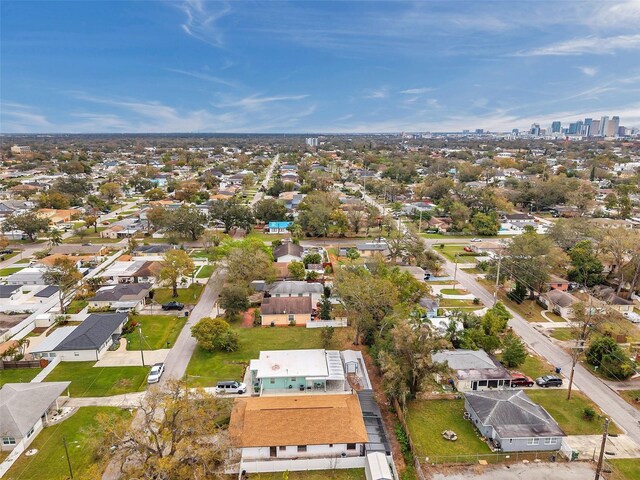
[526,390,621,435]
[6,407,132,480]
[14,258,31,264]
[439,299,477,307]
[125,314,187,350]
[186,327,323,387]
[0,368,42,386]
[608,459,640,480]
[550,328,574,341]
[405,399,491,458]
[0,251,21,262]
[66,299,88,314]
[618,390,640,411]
[0,266,24,276]
[245,470,365,479]
[64,235,122,244]
[245,231,290,243]
[440,288,469,295]
[196,264,215,278]
[434,245,480,263]
[153,283,204,305]
[45,362,148,397]
[500,353,555,380]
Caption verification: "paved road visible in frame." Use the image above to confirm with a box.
[360,189,640,445]
[249,153,279,207]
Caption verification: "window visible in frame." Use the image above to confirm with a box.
[74,352,79,357]
[26,427,34,438]
[478,380,487,387]
[288,314,295,322]
[329,444,333,448]
[527,438,540,446]
[270,378,275,384]
[544,437,557,445]
[297,445,307,452]
[279,446,286,451]
[347,443,356,450]
[509,439,513,444]
[291,377,296,382]
[2,437,16,445]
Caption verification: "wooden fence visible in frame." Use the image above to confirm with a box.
[0,360,43,369]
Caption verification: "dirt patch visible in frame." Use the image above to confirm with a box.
[241,308,255,328]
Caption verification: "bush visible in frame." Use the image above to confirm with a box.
[191,317,239,352]
[583,407,596,421]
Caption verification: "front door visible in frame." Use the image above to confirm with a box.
[270,446,277,458]
[472,381,477,391]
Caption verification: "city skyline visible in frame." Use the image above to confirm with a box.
[2,0,640,133]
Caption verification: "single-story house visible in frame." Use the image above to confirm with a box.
[88,282,152,312]
[0,382,71,452]
[36,208,81,224]
[267,221,292,234]
[132,244,174,256]
[249,349,346,395]
[229,394,368,464]
[539,289,580,319]
[546,275,571,292]
[465,390,565,452]
[356,243,389,257]
[260,296,313,326]
[30,312,128,361]
[273,242,304,263]
[592,286,635,314]
[50,244,107,260]
[100,224,137,239]
[433,349,512,392]
[5,266,46,285]
[268,280,324,304]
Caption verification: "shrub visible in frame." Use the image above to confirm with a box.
[583,407,596,421]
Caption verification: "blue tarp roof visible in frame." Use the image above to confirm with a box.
[268,221,292,229]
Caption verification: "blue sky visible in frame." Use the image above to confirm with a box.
[2,0,640,133]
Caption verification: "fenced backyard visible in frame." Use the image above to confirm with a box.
[423,450,565,465]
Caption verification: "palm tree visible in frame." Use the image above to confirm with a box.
[16,338,30,357]
[49,229,63,247]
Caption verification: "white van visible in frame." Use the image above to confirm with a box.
[215,380,247,394]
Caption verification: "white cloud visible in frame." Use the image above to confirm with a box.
[577,66,598,76]
[165,68,238,88]
[515,34,640,56]
[363,88,388,99]
[399,87,433,95]
[178,0,231,48]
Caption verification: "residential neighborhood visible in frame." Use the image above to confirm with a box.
[0,132,639,480]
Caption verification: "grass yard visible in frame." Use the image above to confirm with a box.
[186,327,323,387]
[405,399,491,458]
[618,390,640,410]
[45,362,148,397]
[245,470,365,479]
[550,328,574,341]
[125,314,187,350]
[440,288,469,295]
[0,251,20,262]
[434,245,480,263]
[153,283,204,305]
[439,299,477,308]
[608,459,640,480]
[0,266,24,276]
[245,231,290,243]
[6,407,132,480]
[502,353,555,380]
[0,368,42,386]
[64,235,122,244]
[426,280,458,285]
[66,299,88,314]
[14,257,31,264]
[196,264,215,278]
[526,390,621,435]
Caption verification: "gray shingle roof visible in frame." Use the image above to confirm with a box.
[0,285,20,298]
[261,296,312,315]
[466,390,565,439]
[269,281,323,296]
[34,285,59,298]
[432,349,511,381]
[0,382,70,438]
[273,243,303,259]
[54,313,127,351]
[90,283,152,302]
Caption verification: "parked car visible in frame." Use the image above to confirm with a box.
[510,373,534,387]
[536,375,563,387]
[0,249,14,255]
[463,246,473,252]
[147,363,165,384]
[162,301,184,311]
[215,380,247,394]
[470,238,482,242]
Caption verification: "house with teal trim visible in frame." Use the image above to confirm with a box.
[267,221,292,234]
[249,349,346,395]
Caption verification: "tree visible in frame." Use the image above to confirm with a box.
[146,205,170,231]
[99,182,122,202]
[209,198,255,233]
[218,283,250,321]
[253,198,288,223]
[471,211,500,236]
[144,187,166,201]
[166,205,207,240]
[42,257,82,313]
[158,249,194,298]
[48,229,63,247]
[37,191,71,209]
[346,209,364,235]
[225,241,275,286]
[501,332,527,367]
[0,236,9,249]
[303,252,322,267]
[585,336,634,380]
[567,240,604,287]
[83,214,98,233]
[320,326,335,349]
[2,212,50,242]
[379,320,450,410]
[346,248,360,260]
[319,295,331,320]
[287,261,306,280]
[89,380,235,479]
[191,317,239,352]
[297,191,340,236]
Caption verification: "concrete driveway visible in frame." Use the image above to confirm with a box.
[565,434,640,459]
[94,348,170,367]
[430,462,595,480]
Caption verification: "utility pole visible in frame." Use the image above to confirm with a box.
[138,325,145,367]
[63,436,74,479]
[454,254,459,282]
[418,209,423,234]
[493,249,502,305]
[594,418,610,480]
[567,289,593,400]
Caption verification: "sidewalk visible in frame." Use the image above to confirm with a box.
[66,392,146,408]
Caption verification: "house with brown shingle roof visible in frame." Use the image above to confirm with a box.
[229,394,368,465]
[260,296,312,326]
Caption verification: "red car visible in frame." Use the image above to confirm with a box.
[463,246,473,252]
[510,373,534,388]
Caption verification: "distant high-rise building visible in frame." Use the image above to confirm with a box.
[599,116,609,136]
[568,122,583,135]
[512,128,519,135]
[551,121,561,133]
[475,128,484,134]
[608,116,620,137]
[530,123,541,136]
[580,124,590,136]
[584,118,593,136]
[462,129,470,134]
[591,119,601,136]
[305,137,318,147]
[618,126,626,137]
